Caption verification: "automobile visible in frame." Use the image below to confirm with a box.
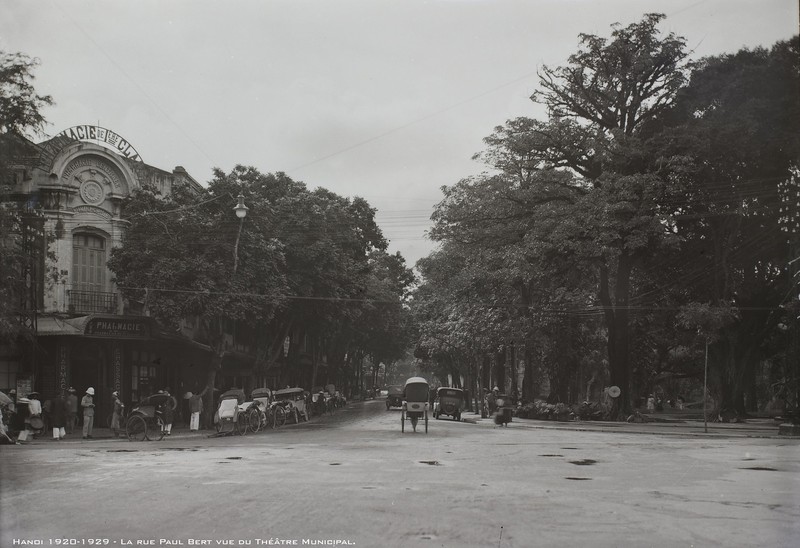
[385,385,403,410]
[273,387,310,424]
[433,387,465,421]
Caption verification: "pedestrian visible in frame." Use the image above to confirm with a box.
[185,387,207,431]
[82,387,96,439]
[50,392,67,441]
[27,392,44,435]
[7,388,17,414]
[110,391,125,438]
[65,387,78,434]
[159,390,174,435]
[0,405,17,444]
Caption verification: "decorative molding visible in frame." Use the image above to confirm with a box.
[71,205,112,220]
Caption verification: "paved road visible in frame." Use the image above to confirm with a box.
[2,400,799,547]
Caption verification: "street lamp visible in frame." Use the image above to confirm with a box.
[232,193,248,273]
[233,194,249,219]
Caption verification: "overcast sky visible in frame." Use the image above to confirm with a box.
[3,0,797,266]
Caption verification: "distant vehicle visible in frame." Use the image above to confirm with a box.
[379,388,389,398]
[401,377,429,433]
[386,385,403,410]
[434,387,465,421]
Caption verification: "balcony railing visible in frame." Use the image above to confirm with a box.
[67,290,118,315]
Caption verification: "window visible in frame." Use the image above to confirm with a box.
[72,233,107,292]
[130,350,160,403]
[0,358,20,393]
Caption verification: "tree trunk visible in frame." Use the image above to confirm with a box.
[522,346,535,402]
[600,254,633,418]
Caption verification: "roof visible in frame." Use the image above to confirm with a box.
[404,376,429,387]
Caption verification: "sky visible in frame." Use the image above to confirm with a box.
[2,0,797,267]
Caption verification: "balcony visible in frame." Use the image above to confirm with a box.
[67,290,118,315]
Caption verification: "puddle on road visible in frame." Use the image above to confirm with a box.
[564,477,592,480]
[569,459,597,466]
[106,449,137,452]
[539,454,564,457]
[741,467,778,471]
[561,447,580,450]
[226,456,242,460]
[419,460,441,466]
[329,463,342,466]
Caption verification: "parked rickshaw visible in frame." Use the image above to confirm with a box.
[401,377,429,433]
[126,393,174,441]
[214,388,247,435]
[246,387,277,430]
[386,385,403,410]
[434,387,465,421]
[273,387,310,424]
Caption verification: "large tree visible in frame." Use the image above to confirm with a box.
[0,51,54,345]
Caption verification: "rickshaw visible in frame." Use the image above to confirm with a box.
[126,393,175,441]
[401,377,429,433]
[386,385,403,410]
[434,387,465,421]
[246,387,278,430]
[273,387,310,424]
[214,388,247,435]
[311,386,333,416]
[493,393,513,426]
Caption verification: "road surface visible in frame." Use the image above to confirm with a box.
[2,399,798,547]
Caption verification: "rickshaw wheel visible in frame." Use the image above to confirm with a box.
[247,408,261,433]
[401,411,405,432]
[148,417,165,441]
[235,414,248,435]
[274,406,286,427]
[126,415,147,442]
[425,412,428,433]
[215,420,223,433]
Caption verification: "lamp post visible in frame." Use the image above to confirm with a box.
[232,193,249,274]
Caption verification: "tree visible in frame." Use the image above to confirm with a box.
[656,37,800,416]
[0,51,54,346]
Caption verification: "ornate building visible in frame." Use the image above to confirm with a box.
[2,127,212,424]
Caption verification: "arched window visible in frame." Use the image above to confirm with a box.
[72,233,107,292]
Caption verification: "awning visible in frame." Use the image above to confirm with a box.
[37,316,83,336]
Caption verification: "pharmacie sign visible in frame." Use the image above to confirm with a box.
[56,125,143,162]
[86,318,151,338]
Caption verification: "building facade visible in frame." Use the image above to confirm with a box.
[2,127,213,425]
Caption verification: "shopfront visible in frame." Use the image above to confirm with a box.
[36,315,211,426]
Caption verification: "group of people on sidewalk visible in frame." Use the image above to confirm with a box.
[3,384,212,444]
[0,386,119,444]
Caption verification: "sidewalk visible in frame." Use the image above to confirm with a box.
[469,413,798,439]
[13,424,212,445]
